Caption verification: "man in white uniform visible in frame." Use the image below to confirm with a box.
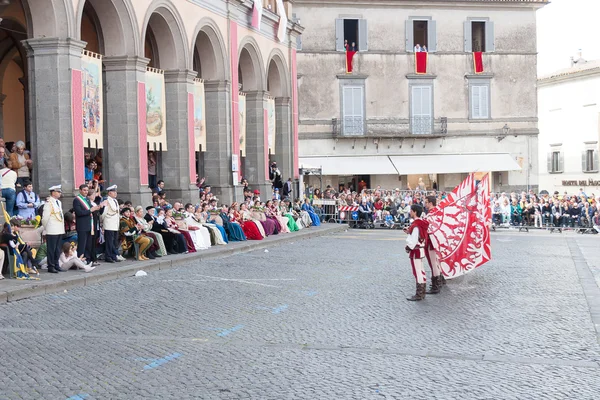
[42,185,65,273]
[101,185,122,263]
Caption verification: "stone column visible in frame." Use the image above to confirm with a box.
[103,56,152,206]
[23,38,85,200]
[163,69,197,204]
[204,80,239,204]
[245,90,272,197]
[274,97,293,181]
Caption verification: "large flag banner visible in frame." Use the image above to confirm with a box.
[239,92,247,157]
[145,67,168,150]
[276,0,288,43]
[473,52,484,74]
[415,52,428,74]
[266,97,276,154]
[346,51,357,73]
[81,51,103,149]
[252,0,263,30]
[193,79,206,152]
[426,174,492,279]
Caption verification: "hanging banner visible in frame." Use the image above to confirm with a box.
[252,0,263,30]
[193,79,206,152]
[145,67,168,150]
[239,92,247,157]
[81,51,103,149]
[266,97,276,154]
[276,0,288,43]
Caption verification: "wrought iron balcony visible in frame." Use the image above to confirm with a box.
[410,116,433,135]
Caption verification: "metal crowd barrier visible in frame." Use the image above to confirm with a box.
[312,199,338,223]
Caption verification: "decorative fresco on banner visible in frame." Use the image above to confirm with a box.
[145,67,168,150]
[239,93,247,156]
[81,51,103,149]
[266,97,276,154]
[193,79,206,152]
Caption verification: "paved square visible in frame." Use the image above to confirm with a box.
[0,229,599,399]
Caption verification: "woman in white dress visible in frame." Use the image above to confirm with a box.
[184,203,211,249]
[197,204,227,245]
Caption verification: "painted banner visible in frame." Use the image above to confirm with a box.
[252,0,263,30]
[193,79,206,152]
[239,92,247,157]
[145,67,168,150]
[71,69,85,187]
[426,174,492,279]
[473,52,484,74]
[292,49,299,179]
[81,51,103,149]
[276,0,288,43]
[266,97,276,154]
[415,52,428,74]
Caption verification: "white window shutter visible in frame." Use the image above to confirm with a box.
[480,86,489,118]
[594,149,599,171]
[559,152,564,172]
[428,20,437,52]
[335,19,344,51]
[547,153,553,173]
[412,86,422,117]
[472,86,480,118]
[358,19,368,51]
[464,21,472,52]
[406,20,413,52]
[485,21,495,52]
[423,86,432,118]
[582,150,589,172]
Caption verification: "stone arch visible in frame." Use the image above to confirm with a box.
[238,36,265,92]
[265,48,290,98]
[191,18,228,81]
[21,0,74,38]
[141,0,189,70]
[75,0,139,56]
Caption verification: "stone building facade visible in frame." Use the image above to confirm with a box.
[294,0,546,193]
[538,59,600,194]
[0,0,302,205]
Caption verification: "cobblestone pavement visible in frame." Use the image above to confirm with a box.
[1,229,600,399]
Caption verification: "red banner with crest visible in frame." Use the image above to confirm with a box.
[426,174,491,279]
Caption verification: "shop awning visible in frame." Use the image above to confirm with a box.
[299,153,521,176]
[388,153,521,175]
[299,156,398,175]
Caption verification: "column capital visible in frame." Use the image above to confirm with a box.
[22,37,86,57]
[275,97,291,107]
[164,69,197,84]
[204,80,231,92]
[245,90,268,102]
[103,56,149,73]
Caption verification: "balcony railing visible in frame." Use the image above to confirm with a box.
[342,117,364,136]
[410,116,433,135]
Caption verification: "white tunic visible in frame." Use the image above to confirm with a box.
[42,198,65,235]
[101,197,120,231]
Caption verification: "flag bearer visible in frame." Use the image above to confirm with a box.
[404,204,429,301]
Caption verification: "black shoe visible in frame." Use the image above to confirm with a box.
[47,268,59,274]
[147,252,156,260]
[55,267,64,272]
[151,251,161,258]
[104,259,115,263]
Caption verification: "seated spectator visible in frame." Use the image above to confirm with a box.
[510,199,522,225]
[3,219,41,276]
[164,208,195,253]
[9,141,32,188]
[16,180,41,220]
[133,206,165,257]
[301,198,321,226]
[119,207,154,260]
[58,242,95,272]
[220,204,247,242]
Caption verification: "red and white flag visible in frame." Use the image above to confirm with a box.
[252,0,263,30]
[426,174,492,279]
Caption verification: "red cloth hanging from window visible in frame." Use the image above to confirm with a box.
[473,52,484,74]
[415,52,428,74]
[346,51,357,73]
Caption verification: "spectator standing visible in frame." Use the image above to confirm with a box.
[9,141,33,188]
[42,185,65,273]
[414,44,422,52]
[148,151,157,189]
[73,184,104,263]
[154,180,165,195]
[1,160,17,217]
[282,178,293,199]
[15,180,41,219]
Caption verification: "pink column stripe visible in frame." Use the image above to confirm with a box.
[230,21,241,175]
[291,49,299,179]
[137,82,149,185]
[71,69,85,187]
[264,109,270,181]
[188,93,197,184]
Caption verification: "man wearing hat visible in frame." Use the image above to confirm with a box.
[42,185,65,273]
[101,185,121,263]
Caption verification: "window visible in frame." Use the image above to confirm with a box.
[336,19,368,51]
[583,148,599,172]
[548,150,563,173]
[406,17,437,52]
[470,84,490,119]
[410,85,433,134]
[342,86,364,135]
[464,19,495,52]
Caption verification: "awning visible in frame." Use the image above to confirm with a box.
[299,153,521,176]
[299,156,397,175]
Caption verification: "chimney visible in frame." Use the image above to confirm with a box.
[571,56,575,67]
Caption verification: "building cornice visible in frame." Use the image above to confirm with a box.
[293,0,547,9]
[538,67,600,87]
